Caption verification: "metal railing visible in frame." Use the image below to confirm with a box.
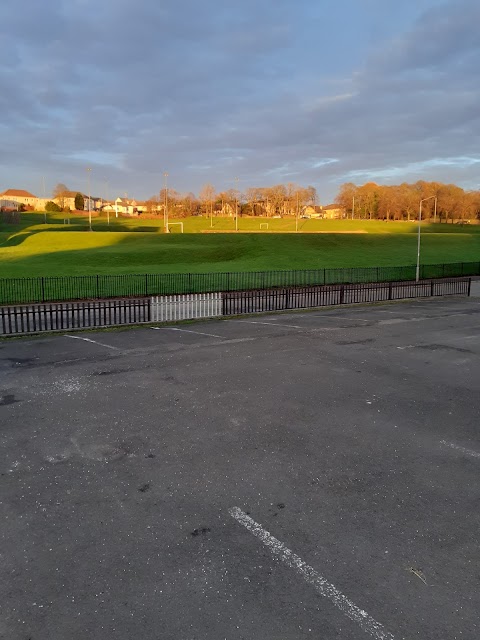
[0,279,471,336]
[0,298,150,335]
[0,262,478,305]
[222,279,471,315]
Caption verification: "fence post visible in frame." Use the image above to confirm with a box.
[468,278,471,297]
[96,275,100,299]
[388,281,392,300]
[430,280,435,297]
[340,285,345,304]
[41,277,46,303]
[145,274,148,296]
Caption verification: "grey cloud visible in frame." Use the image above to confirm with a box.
[1,0,479,201]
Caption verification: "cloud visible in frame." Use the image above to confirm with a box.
[0,0,479,201]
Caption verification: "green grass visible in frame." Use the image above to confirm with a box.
[0,213,479,278]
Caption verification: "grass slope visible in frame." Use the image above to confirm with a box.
[0,214,479,278]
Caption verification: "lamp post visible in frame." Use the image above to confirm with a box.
[104,180,110,226]
[295,192,299,232]
[163,172,169,233]
[416,195,437,282]
[234,177,239,232]
[86,167,92,231]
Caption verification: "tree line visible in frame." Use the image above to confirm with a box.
[336,181,480,222]
[145,183,318,217]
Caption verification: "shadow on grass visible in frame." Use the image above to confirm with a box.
[0,223,163,248]
[1,227,480,284]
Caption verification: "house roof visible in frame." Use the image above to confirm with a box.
[1,189,37,198]
[323,204,343,210]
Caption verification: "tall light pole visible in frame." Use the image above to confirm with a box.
[86,168,92,231]
[295,192,299,232]
[352,195,355,220]
[163,172,169,233]
[234,177,239,232]
[416,195,437,282]
[105,180,110,226]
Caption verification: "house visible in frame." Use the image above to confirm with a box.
[0,189,38,209]
[302,205,324,218]
[113,197,138,216]
[320,204,346,219]
[54,190,78,210]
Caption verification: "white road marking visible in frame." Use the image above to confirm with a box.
[230,319,303,329]
[64,335,121,350]
[396,345,416,350]
[150,327,223,338]
[440,440,480,459]
[229,507,395,640]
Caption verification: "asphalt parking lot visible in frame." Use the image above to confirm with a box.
[1,296,480,639]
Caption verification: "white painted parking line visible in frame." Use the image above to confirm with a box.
[440,440,480,459]
[150,327,223,338]
[64,335,121,351]
[229,507,395,640]
[230,320,303,329]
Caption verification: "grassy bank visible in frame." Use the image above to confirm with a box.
[0,214,479,278]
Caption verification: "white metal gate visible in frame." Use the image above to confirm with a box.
[150,293,222,322]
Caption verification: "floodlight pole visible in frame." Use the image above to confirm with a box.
[295,192,299,232]
[416,195,436,282]
[105,180,110,226]
[163,172,169,233]
[87,167,92,231]
[235,177,239,232]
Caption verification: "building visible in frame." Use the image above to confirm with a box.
[114,197,138,215]
[0,189,38,209]
[302,205,324,218]
[321,204,346,219]
[53,191,79,210]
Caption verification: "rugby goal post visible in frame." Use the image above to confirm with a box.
[260,223,269,230]
[167,222,184,233]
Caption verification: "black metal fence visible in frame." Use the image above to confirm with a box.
[222,279,471,315]
[0,262,479,305]
[0,298,151,335]
[0,279,471,336]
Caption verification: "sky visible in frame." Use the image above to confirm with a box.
[1,0,479,203]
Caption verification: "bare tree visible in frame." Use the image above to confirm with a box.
[199,183,216,226]
[53,183,69,209]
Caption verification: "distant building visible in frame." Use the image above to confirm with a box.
[321,204,345,219]
[0,189,38,209]
[53,190,78,210]
[302,205,324,218]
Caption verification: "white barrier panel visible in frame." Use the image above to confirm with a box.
[150,293,222,322]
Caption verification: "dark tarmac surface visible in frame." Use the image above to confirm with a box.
[1,296,480,639]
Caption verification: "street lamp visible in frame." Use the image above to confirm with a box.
[163,172,169,233]
[105,180,110,226]
[234,177,239,232]
[416,195,437,282]
[86,167,92,231]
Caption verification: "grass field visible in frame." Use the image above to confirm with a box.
[1,212,479,278]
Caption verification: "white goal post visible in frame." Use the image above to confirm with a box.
[167,222,184,233]
[260,223,269,230]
